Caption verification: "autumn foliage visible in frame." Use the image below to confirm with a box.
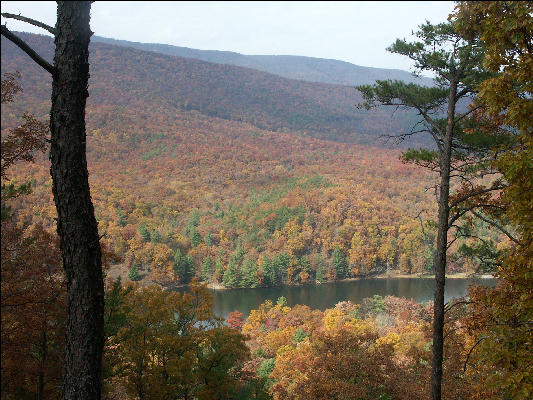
[1,33,510,291]
[1,2,530,398]
[239,295,496,400]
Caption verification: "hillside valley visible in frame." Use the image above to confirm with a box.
[2,32,427,145]
[2,3,530,400]
[1,32,493,288]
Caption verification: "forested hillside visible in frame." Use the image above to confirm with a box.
[92,35,435,87]
[2,32,424,145]
[2,2,530,400]
[1,32,498,288]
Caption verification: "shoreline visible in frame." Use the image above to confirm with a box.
[106,263,494,291]
[206,271,495,290]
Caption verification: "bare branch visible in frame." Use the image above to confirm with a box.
[463,336,488,373]
[448,205,478,228]
[453,105,483,124]
[1,25,55,74]
[445,300,474,314]
[449,184,504,209]
[446,233,460,250]
[1,12,56,35]
[470,210,522,246]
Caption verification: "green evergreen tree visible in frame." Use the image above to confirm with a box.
[201,256,214,282]
[222,259,240,288]
[117,207,127,227]
[128,262,140,281]
[186,255,194,273]
[184,209,201,236]
[221,244,246,288]
[215,256,224,274]
[212,256,224,283]
[332,248,349,279]
[173,248,194,284]
[300,255,310,274]
[316,263,324,283]
[151,230,162,244]
[138,224,151,242]
[240,258,258,288]
[206,232,213,247]
[271,252,290,285]
[189,227,202,248]
[230,243,246,266]
[262,256,274,287]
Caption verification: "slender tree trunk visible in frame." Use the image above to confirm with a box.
[49,2,104,399]
[38,327,47,400]
[430,78,457,400]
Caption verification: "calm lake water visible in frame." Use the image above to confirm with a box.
[202,277,496,319]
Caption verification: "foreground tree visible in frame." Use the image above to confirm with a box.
[2,3,104,398]
[1,72,65,399]
[453,2,533,398]
[356,21,498,400]
[104,281,257,400]
[1,71,48,219]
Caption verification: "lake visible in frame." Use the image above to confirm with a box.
[203,277,497,319]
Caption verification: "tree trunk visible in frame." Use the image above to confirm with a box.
[49,2,104,399]
[37,327,48,400]
[430,78,458,400]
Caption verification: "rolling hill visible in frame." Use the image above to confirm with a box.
[2,31,426,146]
[3,30,464,288]
[92,35,435,87]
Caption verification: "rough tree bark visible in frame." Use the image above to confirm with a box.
[49,3,104,399]
[1,2,103,397]
[430,78,457,400]
[356,22,490,399]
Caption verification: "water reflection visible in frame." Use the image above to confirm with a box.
[178,277,496,319]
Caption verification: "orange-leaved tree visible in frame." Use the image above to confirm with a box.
[1,71,64,399]
[452,2,533,398]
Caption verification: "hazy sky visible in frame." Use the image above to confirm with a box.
[1,1,455,72]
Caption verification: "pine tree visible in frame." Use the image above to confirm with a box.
[316,263,324,283]
[332,248,348,279]
[356,20,502,400]
[151,230,162,244]
[262,256,274,287]
[222,259,240,288]
[240,257,258,288]
[2,4,105,397]
[189,227,202,248]
[206,232,213,247]
[201,256,213,282]
[271,253,290,286]
[138,224,151,242]
[173,248,194,284]
[128,262,140,281]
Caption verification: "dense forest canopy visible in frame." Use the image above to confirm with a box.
[1,1,531,399]
[1,31,503,289]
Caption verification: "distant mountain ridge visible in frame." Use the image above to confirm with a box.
[92,35,434,87]
[3,31,426,146]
